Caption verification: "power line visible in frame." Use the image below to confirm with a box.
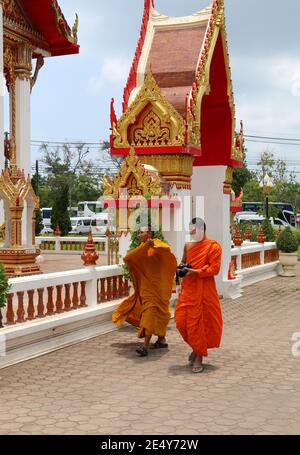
[245,134,300,142]
[31,140,104,146]
[245,139,300,147]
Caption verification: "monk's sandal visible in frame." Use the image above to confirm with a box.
[192,365,204,374]
[136,346,148,357]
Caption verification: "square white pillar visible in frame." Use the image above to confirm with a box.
[15,77,31,176]
[191,166,232,296]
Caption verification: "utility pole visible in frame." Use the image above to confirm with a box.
[35,160,39,196]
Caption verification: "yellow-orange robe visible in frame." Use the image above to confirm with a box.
[112,239,177,338]
[175,239,223,357]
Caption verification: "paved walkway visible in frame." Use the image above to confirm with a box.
[39,254,108,274]
[0,265,300,435]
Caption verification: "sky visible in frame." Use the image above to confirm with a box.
[6,0,300,176]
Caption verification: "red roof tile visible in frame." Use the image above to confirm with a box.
[149,25,208,114]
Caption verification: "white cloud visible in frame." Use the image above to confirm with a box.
[88,56,131,95]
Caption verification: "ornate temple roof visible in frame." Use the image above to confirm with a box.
[3,0,79,57]
[111,0,243,168]
[124,3,212,116]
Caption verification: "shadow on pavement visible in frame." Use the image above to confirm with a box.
[110,341,170,362]
[168,362,219,376]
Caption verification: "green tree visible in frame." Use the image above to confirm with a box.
[232,139,252,195]
[261,218,275,242]
[31,173,44,235]
[243,179,263,202]
[51,183,71,236]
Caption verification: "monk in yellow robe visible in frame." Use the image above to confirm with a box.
[112,226,177,356]
[175,218,223,373]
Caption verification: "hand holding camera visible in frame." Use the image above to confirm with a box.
[177,263,193,278]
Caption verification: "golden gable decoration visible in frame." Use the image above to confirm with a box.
[112,70,185,148]
[103,148,162,199]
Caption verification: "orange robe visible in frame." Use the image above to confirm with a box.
[175,239,223,357]
[112,239,177,338]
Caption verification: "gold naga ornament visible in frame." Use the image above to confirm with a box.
[111,70,185,149]
[103,148,162,199]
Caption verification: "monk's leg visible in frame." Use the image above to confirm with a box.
[143,335,152,350]
[193,355,203,367]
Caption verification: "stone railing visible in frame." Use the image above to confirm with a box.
[231,242,279,272]
[0,265,129,327]
[36,236,107,255]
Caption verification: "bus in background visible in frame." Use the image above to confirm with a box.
[242,202,296,227]
[77,201,104,217]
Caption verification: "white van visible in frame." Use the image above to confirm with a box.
[70,215,108,236]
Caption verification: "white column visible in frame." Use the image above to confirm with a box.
[163,187,192,262]
[191,166,231,296]
[15,77,31,176]
[0,4,4,227]
[118,232,131,263]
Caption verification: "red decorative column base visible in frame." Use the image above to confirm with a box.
[0,248,42,278]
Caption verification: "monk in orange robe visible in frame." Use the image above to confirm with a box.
[175,218,223,373]
[112,226,177,357]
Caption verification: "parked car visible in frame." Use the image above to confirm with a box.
[40,226,54,235]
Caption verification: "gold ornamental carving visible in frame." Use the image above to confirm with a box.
[133,110,171,147]
[139,154,193,189]
[103,149,162,199]
[2,0,27,26]
[52,2,78,44]
[223,166,233,195]
[112,70,185,148]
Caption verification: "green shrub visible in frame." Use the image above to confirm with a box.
[261,219,275,242]
[0,263,11,309]
[276,227,298,253]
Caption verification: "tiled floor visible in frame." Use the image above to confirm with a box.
[0,265,299,435]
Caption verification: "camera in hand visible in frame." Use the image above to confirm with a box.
[177,263,193,278]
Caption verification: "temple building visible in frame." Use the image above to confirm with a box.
[106,0,244,297]
[0,0,79,276]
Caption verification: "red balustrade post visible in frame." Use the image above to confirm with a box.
[27,290,35,320]
[37,288,45,318]
[16,291,25,323]
[6,293,15,325]
[46,286,54,315]
[80,281,87,307]
[64,284,72,311]
[72,282,79,309]
[55,285,64,313]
